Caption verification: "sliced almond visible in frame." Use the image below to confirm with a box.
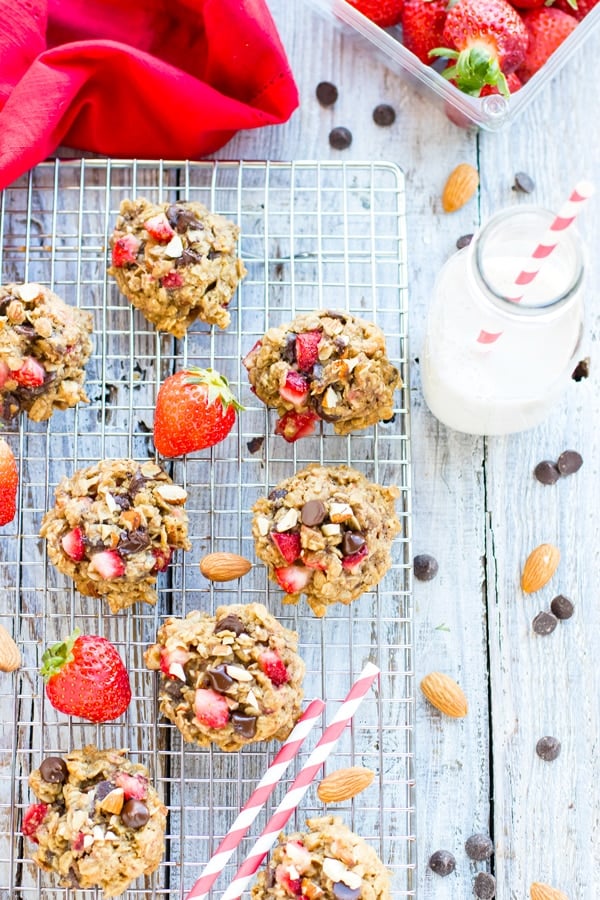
[154,483,188,505]
[226,664,253,682]
[15,282,43,303]
[317,766,375,803]
[199,552,252,582]
[164,234,184,258]
[255,515,270,537]
[328,502,353,523]
[442,163,479,213]
[97,787,125,816]
[0,625,21,672]
[530,883,569,900]
[276,508,299,532]
[521,543,560,593]
[121,508,142,531]
[420,671,468,718]
[140,461,163,478]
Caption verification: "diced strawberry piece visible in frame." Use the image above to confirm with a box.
[161,270,184,289]
[301,551,328,571]
[258,649,290,686]
[111,233,140,267]
[274,564,312,595]
[242,339,263,370]
[271,530,301,564]
[88,549,126,580]
[61,527,85,561]
[275,411,320,443]
[295,331,321,372]
[114,771,148,800]
[0,360,10,388]
[71,831,85,851]
[194,688,230,729]
[151,547,173,573]
[341,544,369,569]
[275,864,302,895]
[144,214,175,242]
[13,356,45,387]
[22,803,49,842]
[279,370,310,407]
[159,646,190,679]
[284,841,311,873]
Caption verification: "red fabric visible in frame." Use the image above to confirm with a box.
[0,0,298,189]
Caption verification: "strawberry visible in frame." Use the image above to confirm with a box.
[556,0,598,18]
[161,269,184,289]
[160,646,190,680]
[517,7,578,81]
[111,233,140,267]
[88,549,126,580]
[143,213,175,242]
[430,0,528,96]
[61,527,85,561]
[13,356,45,387]
[0,360,10,388]
[275,865,303,895]
[275,410,320,443]
[242,339,263,370]
[344,0,404,26]
[22,803,49,842]
[113,771,148,800]
[279,371,310,407]
[401,0,448,65]
[271,531,302,564]
[274,564,313,594]
[341,544,369,569]
[71,832,86,851]
[153,367,243,458]
[151,547,173,573]
[194,688,230,728]
[41,629,131,723]
[0,437,18,526]
[258,649,290,686]
[295,331,322,372]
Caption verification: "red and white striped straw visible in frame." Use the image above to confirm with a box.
[185,698,325,900]
[216,661,380,900]
[477,180,594,344]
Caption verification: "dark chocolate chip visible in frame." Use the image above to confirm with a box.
[313,396,342,422]
[121,799,150,829]
[207,250,222,260]
[312,362,325,380]
[382,413,396,424]
[175,248,205,267]
[166,204,204,234]
[474,872,496,899]
[247,436,265,454]
[428,849,455,877]
[323,310,348,322]
[536,735,561,761]
[465,833,494,861]
[113,493,131,510]
[571,357,590,381]
[94,780,114,802]
[128,470,149,495]
[206,665,235,693]
[214,615,245,636]
[532,611,558,636]
[301,499,327,527]
[67,866,81,887]
[550,594,574,620]
[265,865,277,889]
[456,233,474,250]
[557,449,583,476]
[0,393,21,421]
[39,756,68,784]
[162,679,184,701]
[136,240,146,264]
[332,883,361,900]
[14,324,38,338]
[513,172,535,193]
[341,532,366,556]
[281,333,297,364]
[373,103,396,126]
[268,488,288,503]
[316,81,339,107]
[534,460,560,485]
[414,554,439,582]
[231,712,258,739]
[118,528,151,555]
[329,126,353,150]
[205,280,217,293]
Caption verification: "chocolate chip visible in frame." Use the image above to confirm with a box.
[0,393,21,421]
[532,611,558,635]
[121,799,150,829]
[513,172,535,193]
[465,833,494,861]
[281,333,297,364]
[373,103,396,126]
[428,849,455,877]
[536,735,561,761]
[205,280,217,293]
[231,712,258,739]
[550,594,574,620]
[94,780,114,802]
[162,679,184,701]
[534,460,560,485]
[329,126,352,150]
[247,436,265,454]
[175,248,204,267]
[207,250,222,260]
[118,528,151,555]
[323,310,348,322]
[14,324,38,338]
[332,883,361,900]
[39,756,68,784]
[316,81,338,107]
[128,470,149,495]
[301,499,326,526]
[341,532,366,556]
[268,488,288,503]
[166,204,204,233]
[414,554,439,582]
[113,493,131,510]
[214,615,245,636]
[571,357,590,381]
[265,864,277,889]
[206,665,235,692]
[557,449,583,476]
[456,233,474,250]
[474,872,496,899]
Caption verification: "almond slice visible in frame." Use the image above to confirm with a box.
[521,543,560,593]
[97,787,125,816]
[420,671,468,718]
[317,766,375,803]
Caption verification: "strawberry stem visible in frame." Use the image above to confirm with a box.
[40,628,80,680]
[183,367,244,413]
[433,46,510,98]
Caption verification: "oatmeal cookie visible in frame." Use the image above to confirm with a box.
[40,458,190,612]
[252,464,400,616]
[23,746,166,897]
[252,816,391,900]
[109,197,246,336]
[145,602,305,751]
[242,310,400,440]
[0,282,92,422]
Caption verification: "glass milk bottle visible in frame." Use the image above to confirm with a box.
[421,206,585,436]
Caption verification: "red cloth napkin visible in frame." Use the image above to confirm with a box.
[0,0,298,190]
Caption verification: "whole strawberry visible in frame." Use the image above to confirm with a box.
[402,0,448,65]
[41,629,131,723]
[153,367,243,458]
[517,7,578,81]
[556,0,599,20]
[0,437,18,526]
[345,0,404,27]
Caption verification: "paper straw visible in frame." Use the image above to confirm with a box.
[217,661,380,900]
[476,180,594,345]
[185,698,325,900]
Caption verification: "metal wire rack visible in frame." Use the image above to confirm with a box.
[0,159,414,899]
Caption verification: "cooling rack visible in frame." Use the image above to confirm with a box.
[0,159,414,899]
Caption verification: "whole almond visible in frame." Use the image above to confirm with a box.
[200,552,252,582]
[0,624,21,672]
[317,766,375,803]
[530,882,569,900]
[521,543,560,593]
[420,672,468,717]
[442,163,479,213]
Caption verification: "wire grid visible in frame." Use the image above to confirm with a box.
[0,159,414,899]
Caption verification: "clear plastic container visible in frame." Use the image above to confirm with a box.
[303,0,600,131]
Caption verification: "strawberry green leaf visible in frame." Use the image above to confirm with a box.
[184,367,244,413]
[40,628,80,680]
